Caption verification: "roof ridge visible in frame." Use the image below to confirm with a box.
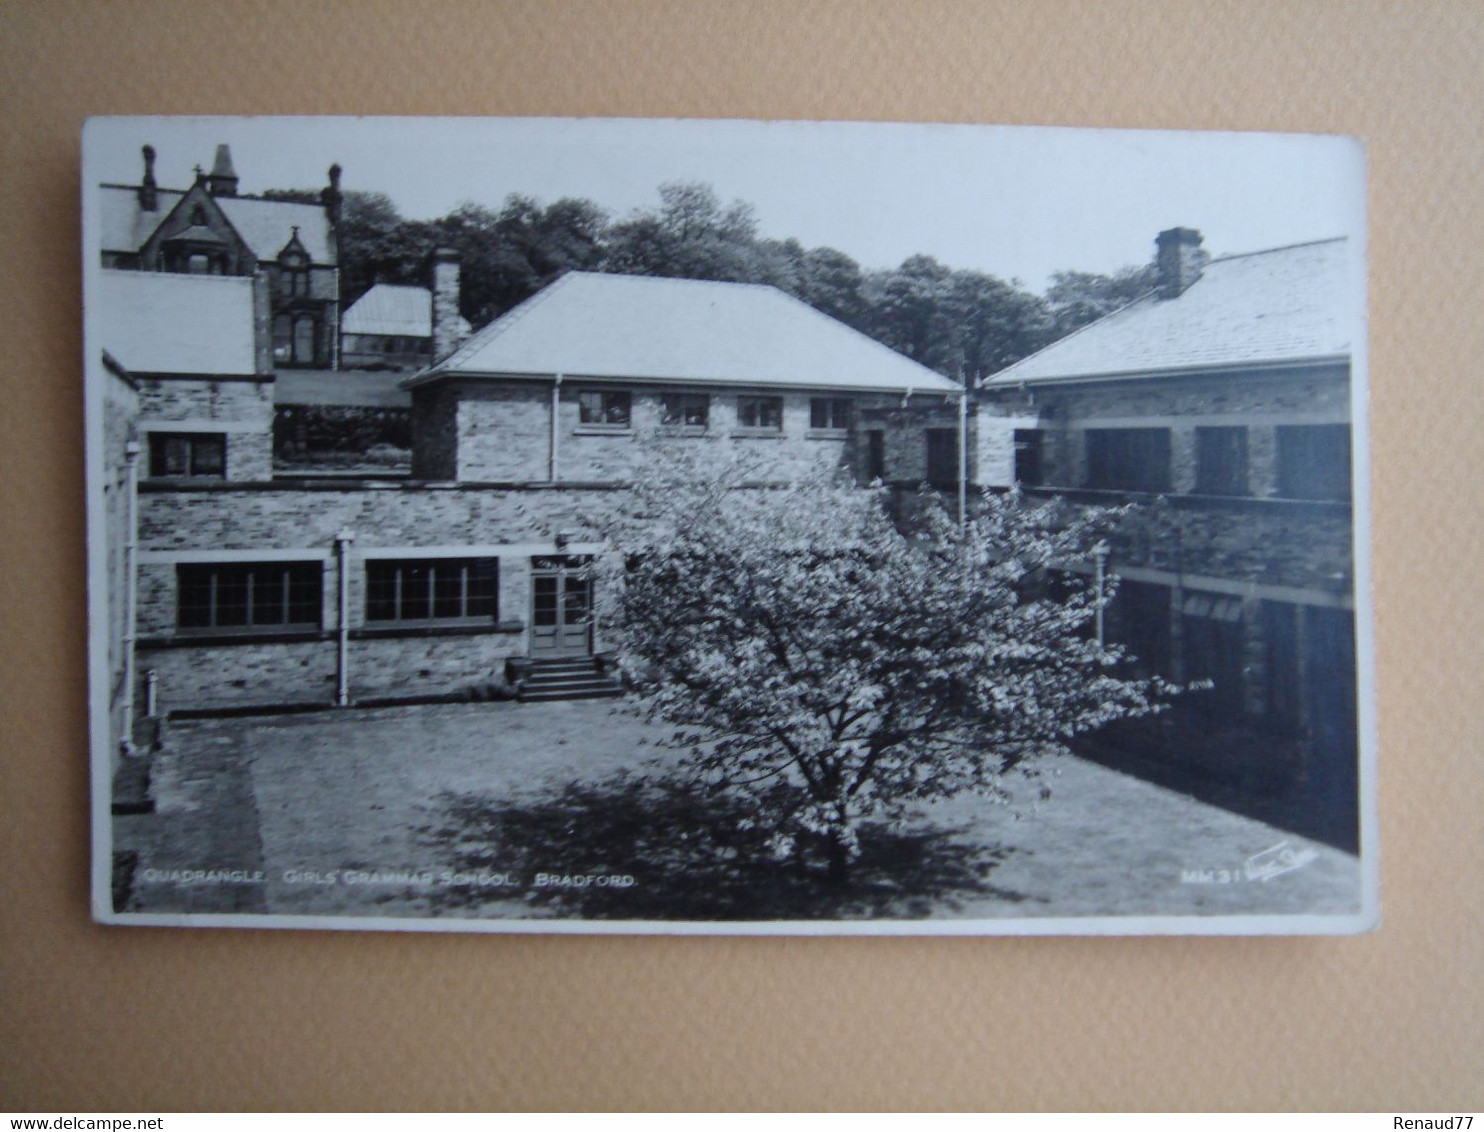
[566,269,779,292]
[1205,235,1347,265]
[763,284,961,388]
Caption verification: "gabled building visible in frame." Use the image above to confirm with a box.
[99,144,342,368]
[982,229,1359,846]
[340,283,472,370]
[111,266,961,717]
[404,270,963,485]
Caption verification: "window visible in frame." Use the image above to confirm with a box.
[926,428,959,489]
[366,558,498,626]
[1180,591,1247,720]
[187,253,210,275]
[273,314,292,363]
[1194,426,1248,495]
[864,430,886,481]
[1277,424,1351,501]
[1109,580,1172,680]
[1084,428,1171,492]
[1014,429,1044,486]
[661,393,709,429]
[177,562,322,634]
[736,395,783,431]
[149,432,225,478]
[365,560,498,629]
[293,316,317,366]
[810,397,852,431]
[578,390,632,428]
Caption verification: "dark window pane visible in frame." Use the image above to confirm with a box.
[1277,424,1351,501]
[1085,428,1171,492]
[213,572,249,627]
[1195,427,1248,495]
[400,564,431,621]
[432,563,465,619]
[192,436,226,477]
[926,428,959,488]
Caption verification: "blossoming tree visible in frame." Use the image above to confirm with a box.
[597,444,1172,884]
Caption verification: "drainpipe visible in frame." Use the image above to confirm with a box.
[957,383,969,530]
[335,529,354,706]
[549,373,563,483]
[120,441,141,757]
[1093,541,1109,647]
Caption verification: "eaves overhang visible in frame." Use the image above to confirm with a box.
[400,367,964,398]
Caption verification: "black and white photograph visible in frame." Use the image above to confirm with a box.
[84,115,1374,934]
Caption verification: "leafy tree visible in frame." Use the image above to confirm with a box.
[606,181,768,283]
[1043,264,1159,338]
[597,443,1174,884]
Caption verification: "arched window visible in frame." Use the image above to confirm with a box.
[273,315,293,363]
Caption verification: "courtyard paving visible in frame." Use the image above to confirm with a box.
[116,698,1363,924]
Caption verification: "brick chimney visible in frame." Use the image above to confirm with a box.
[320,163,343,228]
[138,145,158,211]
[430,246,466,361]
[1155,227,1204,298]
[207,144,238,197]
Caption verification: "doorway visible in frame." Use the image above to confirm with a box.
[530,555,594,657]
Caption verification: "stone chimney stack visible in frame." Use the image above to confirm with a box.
[207,143,239,197]
[1155,227,1204,298]
[139,145,158,211]
[320,163,343,228]
[431,246,466,361]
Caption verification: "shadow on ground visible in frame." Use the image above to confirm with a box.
[418,769,1033,921]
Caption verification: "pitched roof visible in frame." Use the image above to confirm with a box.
[341,284,471,339]
[91,269,258,376]
[99,185,335,263]
[411,271,960,394]
[988,237,1352,386]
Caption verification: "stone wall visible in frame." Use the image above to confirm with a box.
[413,381,916,485]
[137,376,275,481]
[984,365,1351,496]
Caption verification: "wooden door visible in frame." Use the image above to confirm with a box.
[530,556,594,657]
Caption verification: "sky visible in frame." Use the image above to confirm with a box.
[84,116,1365,291]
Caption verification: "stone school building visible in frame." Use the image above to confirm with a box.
[95,260,969,751]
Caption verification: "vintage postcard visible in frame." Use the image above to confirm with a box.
[84,116,1375,934]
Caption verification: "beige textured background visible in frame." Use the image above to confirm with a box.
[1,0,1480,1112]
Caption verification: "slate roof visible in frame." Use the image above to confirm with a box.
[409,271,960,394]
[341,284,471,339]
[274,369,412,408]
[988,237,1352,386]
[98,185,336,263]
[92,269,258,376]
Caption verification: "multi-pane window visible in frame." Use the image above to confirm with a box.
[1194,426,1249,496]
[177,562,322,633]
[737,395,784,431]
[1276,424,1351,501]
[661,393,709,429]
[810,397,852,430]
[365,558,498,625]
[1084,428,1171,493]
[149,432,226,478]
[578,390,632,428]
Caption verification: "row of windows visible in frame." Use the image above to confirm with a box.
[576,391,854,433]
[175,558,501,634]
[1014,424,1352,502]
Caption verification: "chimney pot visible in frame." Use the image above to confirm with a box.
[1155,227,1204,298]
[139,145,158,211]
